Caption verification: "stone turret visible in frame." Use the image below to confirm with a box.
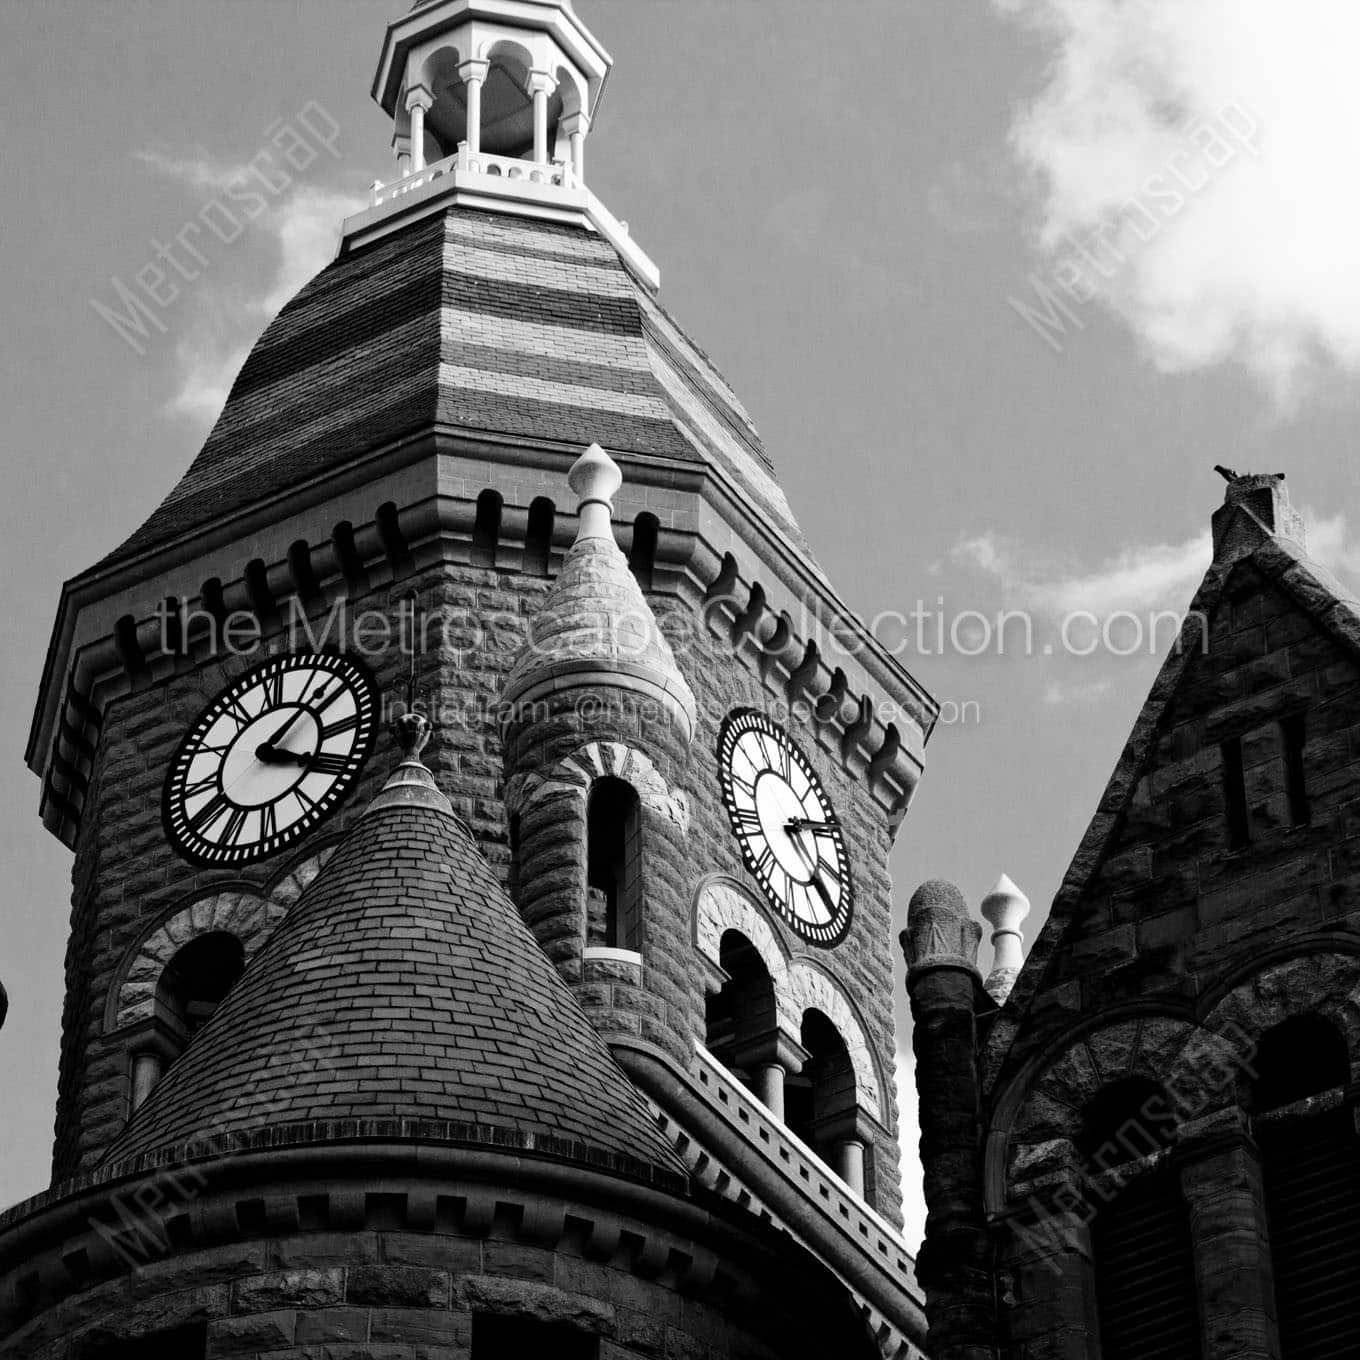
[902,879,995,1360]
[500,444,699,1062]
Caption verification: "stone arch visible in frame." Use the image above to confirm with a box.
[506,741,690,833]
[1201,950,1360,1082]
[106,845,336,1034]
[786,960,882,1122]
[999,1013,1202,1197]
[690,877,880,1120]
[693,876,795,1032]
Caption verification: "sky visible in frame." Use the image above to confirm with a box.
[2,0,1359,1250]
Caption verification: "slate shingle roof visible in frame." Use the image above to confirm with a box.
[103,756,687,1179]
[99,206,804,569]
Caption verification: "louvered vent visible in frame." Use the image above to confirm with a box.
[1262,1111,1360,1360]
[1093,1169,1202,1360]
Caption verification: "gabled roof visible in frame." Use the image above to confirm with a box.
[982,485,1360,1087]
[103,743,688,1180]
[96,206,805,571]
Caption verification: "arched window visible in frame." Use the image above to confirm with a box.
[629,512,659,591]
[1085,1079,1200,1360]
[1253,1015,1360,1360]
[157,932,245,1042]
[787,1009,865,1189]
[130,932,246,1112]
[472,490,503,567]
[586,778,642,951]
[522,496,555,576]
[705,930,778,1075]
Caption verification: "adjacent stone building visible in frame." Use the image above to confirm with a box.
[0,2,934,1357]
[907,472,1360,1360]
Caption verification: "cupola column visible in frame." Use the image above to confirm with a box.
[562,110,590,182]
[405,84,435,171]
[528,70,556,164]
[459,58,489,157]
[391,130,412,176]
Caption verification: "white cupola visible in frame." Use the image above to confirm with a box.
[351,0,657,286]
[372,0,610,183]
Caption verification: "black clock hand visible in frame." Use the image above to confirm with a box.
[785,817,839,836]
[259,682,330,752]
[255,746,312,768]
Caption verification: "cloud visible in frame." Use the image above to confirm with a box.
[953,508,1360,623]
[996,0,1360,400]
[141,167,364,423]
[952,527,1212,616]
[1043,678,1114,707]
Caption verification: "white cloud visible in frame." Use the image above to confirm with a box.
[952,527,1212,616]
[1044,678,1114,707]
[953,508,1360,623]
[997,0,1360,400]
[142,168,363,423]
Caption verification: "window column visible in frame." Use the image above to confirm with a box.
[1179,1117,1280,1360]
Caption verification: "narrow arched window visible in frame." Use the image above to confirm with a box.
[586,778,642,951]
[786,1009,864,1189]
[629,512,659,591]
[1254,1014,1360,1359]
[471,489,503,567]
[1085,1079,1200,1360]
[705,930,777,1073]
[522,496,555,576]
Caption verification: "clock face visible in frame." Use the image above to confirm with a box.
[164,653,378,867]
[717,709,853,946]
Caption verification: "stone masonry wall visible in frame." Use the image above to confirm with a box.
[57,551,907,1224]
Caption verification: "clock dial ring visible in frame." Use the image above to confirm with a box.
[717,709,854,946]
[163,652,378,867]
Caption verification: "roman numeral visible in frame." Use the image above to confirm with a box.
[219,806,248,847]
[320,714,359,740]
[732,808,763,834]
[260,804,277,841]
[189,792,232,834]
[308,753,350,777]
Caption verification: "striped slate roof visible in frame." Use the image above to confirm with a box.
[99,206,804,569]
[103,752,688,1179]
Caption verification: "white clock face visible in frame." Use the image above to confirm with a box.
[717,710,853,946]
[164,653,378,866]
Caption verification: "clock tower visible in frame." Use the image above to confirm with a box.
[5,3,939,1357]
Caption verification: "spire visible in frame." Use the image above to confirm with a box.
[501,443,698,741]
[980,874,1030,1004]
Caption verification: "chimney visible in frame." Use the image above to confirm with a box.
[1211,470,1306,561]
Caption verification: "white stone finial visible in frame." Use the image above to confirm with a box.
[569,443,622,541]
[980,873,1031,1003]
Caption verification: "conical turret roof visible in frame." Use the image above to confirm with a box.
[104,726,686,1179]
[501,444,697,738]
